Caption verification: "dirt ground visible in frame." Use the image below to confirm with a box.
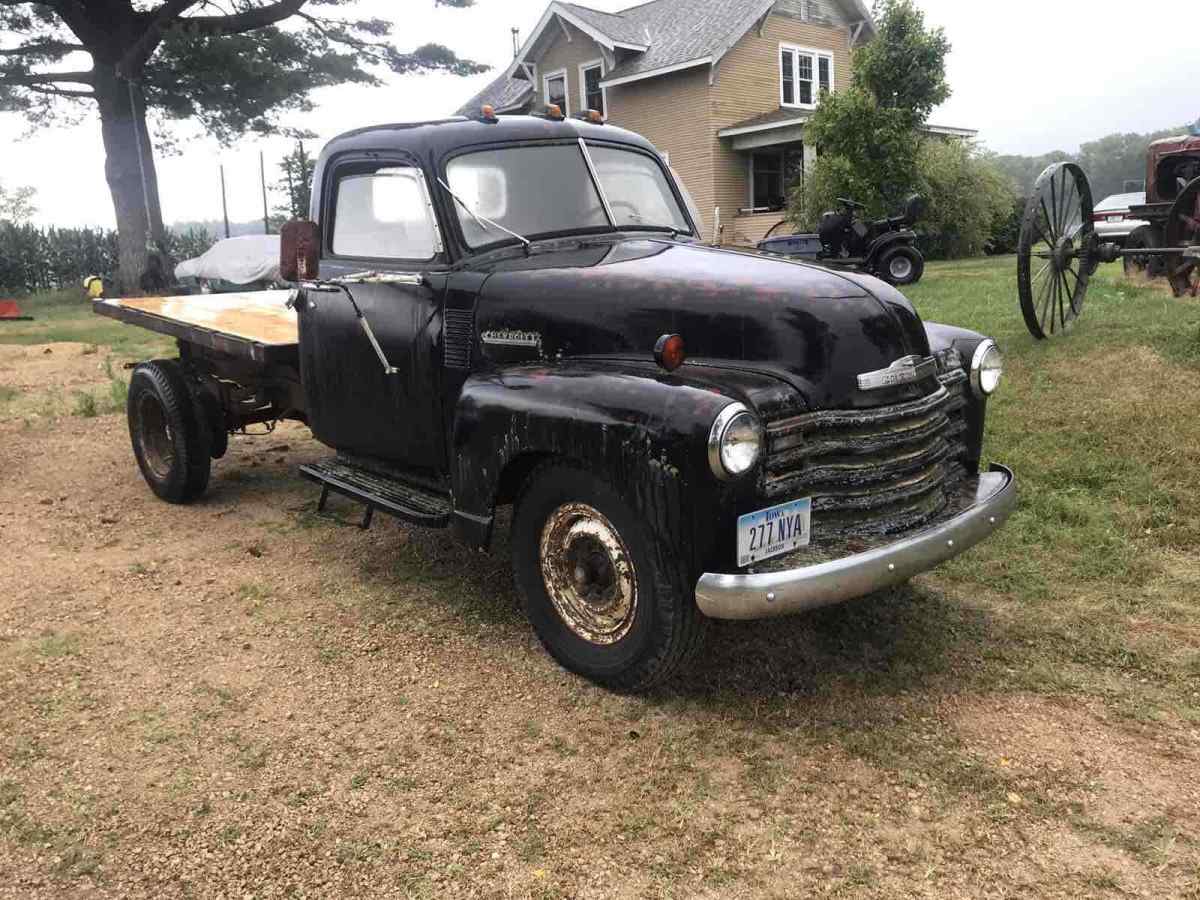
[1,342,1198,899]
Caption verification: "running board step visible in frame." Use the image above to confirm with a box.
[299,457,451,529]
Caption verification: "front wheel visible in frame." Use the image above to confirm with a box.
[877,245,925,285]
[511,464,707,691]
[127,360,212,504]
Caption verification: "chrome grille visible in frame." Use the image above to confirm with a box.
[762,369,970,539]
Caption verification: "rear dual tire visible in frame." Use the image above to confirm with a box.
[127,360,212,504]
[512,464,707,691]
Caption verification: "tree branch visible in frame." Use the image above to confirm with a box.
[181,0,309,36]
[25,83,94,97]
[0,69,93,85]
[118,0,203,78]
[0,40,84,56]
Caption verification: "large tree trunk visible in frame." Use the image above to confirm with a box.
[93,67,171,295]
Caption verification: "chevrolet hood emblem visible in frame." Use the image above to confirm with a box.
[857,355,936,391]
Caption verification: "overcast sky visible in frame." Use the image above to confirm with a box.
[3,0,1198,228]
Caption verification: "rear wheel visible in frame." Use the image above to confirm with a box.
[511,463,707,691]
[877,245,925,286]
[1123,225,1164,279]
[127,360,212,503]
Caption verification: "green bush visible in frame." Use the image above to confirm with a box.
[914,139,1015,260]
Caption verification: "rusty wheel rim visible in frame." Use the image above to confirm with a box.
[136,392,175,480]
[539,502,638,646]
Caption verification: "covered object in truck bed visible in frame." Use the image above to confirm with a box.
[174,235,282,287]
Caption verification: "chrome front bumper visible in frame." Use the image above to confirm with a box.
[695,465,1016,621]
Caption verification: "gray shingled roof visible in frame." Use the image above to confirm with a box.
[719,106,811,134]
[558,2,651,46]
[455,75,532,117]
[596,0,774,81]
[454,0,872,116]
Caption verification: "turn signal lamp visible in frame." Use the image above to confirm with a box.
[545,103,564,120]
[480,104,498,122]
[655,334,686,371]
[586,109,604,124]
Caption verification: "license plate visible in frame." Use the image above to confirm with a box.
[1106,215,1124,223]
[737,498,812,567]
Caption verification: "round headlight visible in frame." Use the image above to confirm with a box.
[971,340,1003,397]
[708,404,763,479]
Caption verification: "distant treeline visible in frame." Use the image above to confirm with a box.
[990,123,1192,201]
[0,224,214,296]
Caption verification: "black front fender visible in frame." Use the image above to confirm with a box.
[450,361,793,571]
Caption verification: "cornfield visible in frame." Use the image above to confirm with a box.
[0,224,214,295]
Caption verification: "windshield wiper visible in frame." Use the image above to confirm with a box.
[437,177,532,254]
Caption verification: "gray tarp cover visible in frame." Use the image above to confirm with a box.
[175,235,281,285]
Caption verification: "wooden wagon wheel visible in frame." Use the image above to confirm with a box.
[1164,176,1200,298]
[1017,162,1097,339]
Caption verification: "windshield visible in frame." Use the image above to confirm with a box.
[445,142,692,248]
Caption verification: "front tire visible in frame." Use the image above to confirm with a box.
[877,245,925,285]
[127,360,212,504]
[511,464,707,691]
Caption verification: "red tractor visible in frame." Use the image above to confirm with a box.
[1124,134,1200,280]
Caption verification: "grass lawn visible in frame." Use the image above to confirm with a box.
[0,289,172,359]
[904,258,1200,724]
[0,259,1197,897]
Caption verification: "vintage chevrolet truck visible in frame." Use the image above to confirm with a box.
[94,111,1015,690]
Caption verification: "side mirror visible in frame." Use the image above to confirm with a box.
[280,219,320,282]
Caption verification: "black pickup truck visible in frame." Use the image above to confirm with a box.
[94,112,1015,690]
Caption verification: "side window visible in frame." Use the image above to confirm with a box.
[331,165,440,260]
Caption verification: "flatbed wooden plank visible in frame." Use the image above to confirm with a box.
[93,290,298,364]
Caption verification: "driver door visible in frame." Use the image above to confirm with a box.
[298,159,447,469]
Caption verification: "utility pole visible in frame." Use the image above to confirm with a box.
[219,164,230,239]
[260,150,270,234]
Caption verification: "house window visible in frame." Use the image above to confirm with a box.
[750,145,806,211]
[780,45,834,108]
[543,69,568,114]
[580,60,605,116]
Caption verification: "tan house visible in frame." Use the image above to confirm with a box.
[456,0,973,247]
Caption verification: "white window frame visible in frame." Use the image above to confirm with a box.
[779,44,834,110]
[542,67,569,115]
[578,58,606,116]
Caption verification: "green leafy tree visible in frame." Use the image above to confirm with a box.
[853,0,950,127]
[272,139,316,225]
[0,1,486,291]
[789,0,950,228]
[0,180,36,223]
[915,139,1013,259]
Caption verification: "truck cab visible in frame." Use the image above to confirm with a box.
[98,112,1015,691]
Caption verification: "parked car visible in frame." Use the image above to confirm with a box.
[94,112,1016,691]
[1093,191,1148,245]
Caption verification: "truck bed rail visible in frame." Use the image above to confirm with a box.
[93,290,298,363]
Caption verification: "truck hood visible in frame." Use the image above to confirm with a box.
[472,238,931,409]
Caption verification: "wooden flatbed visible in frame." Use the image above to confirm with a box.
[93,291,298,364]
